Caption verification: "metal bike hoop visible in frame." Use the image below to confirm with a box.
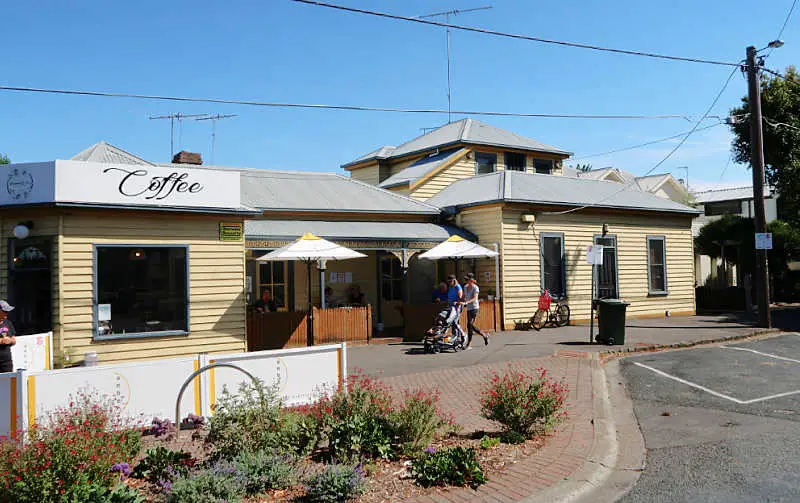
[174,362,261,425]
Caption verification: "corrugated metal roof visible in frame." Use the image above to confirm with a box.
[378,148,465,189]
[71,141,154,166]
[235,169,440,214]
[348,145,397,165]
[693,186,772,203]
[245,220,474,242]
[343,118,570,167]
[427,171,699,214]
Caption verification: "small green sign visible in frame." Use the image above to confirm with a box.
[219,222,243,241]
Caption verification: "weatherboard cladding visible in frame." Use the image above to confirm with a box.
[244,220,475,242]
[343,118,570,167]
[377,148,465,189]
[426,171,699,214]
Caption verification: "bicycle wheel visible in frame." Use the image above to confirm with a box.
[531,309,547,331]
[555,304,571,327]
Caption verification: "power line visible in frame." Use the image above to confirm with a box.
[775,0,798,44]
[291,0,741,67]
[762,67,800,86]
[570,122,726,161]
[546,65,741,215]
[0,84,691,120]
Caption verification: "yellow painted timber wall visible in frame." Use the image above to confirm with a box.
[60,212,246,365]
[348,164,380,186]
[501,208,695,326]
[458,206,503,298]
[0,212,61,358]
[410,156,476,201]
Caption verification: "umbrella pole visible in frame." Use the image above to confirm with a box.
[307,261,314,346]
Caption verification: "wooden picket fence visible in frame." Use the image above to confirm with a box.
[247,305,372,350]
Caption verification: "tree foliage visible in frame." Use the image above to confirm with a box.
[0,153,9,165]
[729,66,800,224]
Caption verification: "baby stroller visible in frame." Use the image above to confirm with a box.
[423,305,466,353]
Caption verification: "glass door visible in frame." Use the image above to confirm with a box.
[594,236,618,299]
[8,237,53,335]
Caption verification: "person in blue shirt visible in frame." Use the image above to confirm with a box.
[432,282,449,303]
[444,275,466,346]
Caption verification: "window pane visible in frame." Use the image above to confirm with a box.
[272,285,286,308]
[648,239,664,266]
[649,265,665,292]
[382,280,392,301]
[259,263,272,285]
[505,152,526,172]
[273,262,285,284]
[534,159,553,174]
[97,246,188,336]
[647,238,667,292]
[475,152,497,175]
[542,236,564,297]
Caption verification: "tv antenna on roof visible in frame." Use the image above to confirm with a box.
[196,114,237,165]
[149,113,212,159]
[418,5,493,124]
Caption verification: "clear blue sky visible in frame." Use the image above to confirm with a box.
[1,0,797,188]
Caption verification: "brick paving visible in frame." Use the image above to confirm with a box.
[376,353,596,503]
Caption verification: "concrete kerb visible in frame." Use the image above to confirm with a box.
[597,328,781,357]
[521,354,618,503]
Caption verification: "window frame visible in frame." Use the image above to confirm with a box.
[380,256,404,302]
[540,232,566,299]
[593,234,619,299]
[93,244,191,341]
[533,158,554,175]
[257,261,289,311]
[475,152,497,175]
[504,152,526,172]
[703,200,741,216]
[646,235,668,296]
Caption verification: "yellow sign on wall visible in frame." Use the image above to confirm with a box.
[219,222,244,241]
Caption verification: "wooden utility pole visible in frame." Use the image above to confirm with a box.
[745,45,771,328]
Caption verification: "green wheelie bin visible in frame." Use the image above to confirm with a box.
[596,299,630,345]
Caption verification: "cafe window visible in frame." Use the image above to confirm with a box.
[505,152,526,172]
[534,159,554,174]
[258,261,288,309]
[647,236,668,295]
[95,245,188,339]
[381,257,403,301]
[475,152,497,175]
[540,233,566,298]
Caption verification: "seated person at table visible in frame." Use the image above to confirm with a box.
[252,289,278,313]
[325,287,343,308]
[432,282,448,303]
[347,284,366,305]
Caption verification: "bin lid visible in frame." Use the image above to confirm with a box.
[598,299,630,306]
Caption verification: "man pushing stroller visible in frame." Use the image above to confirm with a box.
[423,275,467,352]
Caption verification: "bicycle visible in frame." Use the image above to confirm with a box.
[530,289,570,330]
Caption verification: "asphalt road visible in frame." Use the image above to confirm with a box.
[619,334,800,503]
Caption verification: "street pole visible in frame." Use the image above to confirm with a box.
[745,45,771,328]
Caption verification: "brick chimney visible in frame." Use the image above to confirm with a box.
[172,151,203,165]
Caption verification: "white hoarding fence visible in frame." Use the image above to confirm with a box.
[11,332,53,372]
[0,343,345,438]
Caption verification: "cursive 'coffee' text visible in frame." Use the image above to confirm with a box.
[103,167,203,200]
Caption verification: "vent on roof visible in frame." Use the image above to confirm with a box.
[172,151,203,165]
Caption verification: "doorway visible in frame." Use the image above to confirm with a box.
[379,255,404,328]
[7,237,53,335]
[594,235,619,299]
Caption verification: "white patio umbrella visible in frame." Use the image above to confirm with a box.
[257,233,366,344]
[419,235,500,300]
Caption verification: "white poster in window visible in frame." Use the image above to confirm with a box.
[245,276,253,293]
[484,271,491,282]
[586,245,604,265]
[345,272,353,284]
[98,304,112,322]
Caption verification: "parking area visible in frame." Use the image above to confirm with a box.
[624,333,800,419]
[620,333,800,503]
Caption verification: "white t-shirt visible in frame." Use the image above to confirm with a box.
[464,283,480,311]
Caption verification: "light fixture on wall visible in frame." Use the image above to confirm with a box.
[12,221,33,239]
[128,248,147,261]
[602,223,609,237]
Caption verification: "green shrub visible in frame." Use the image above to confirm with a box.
[132,446,195,485]
[479,435,501,450]
[65,477,146,503]
[303,464,367,503]
[232,450,297,495]
[500,430,526,445]
[311,371,395,462]
[480,367,568,437]
[389,389,452,456]
[166,460,245,503]
[412,446,486,489]
[206,380,317,460]
[0,390,142,503]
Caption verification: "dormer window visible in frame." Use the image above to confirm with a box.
[534,159,554,174]
[475,152,497,175]
[505,152,526,172]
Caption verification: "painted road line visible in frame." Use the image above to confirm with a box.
[632,362,745,404]
[721,346,800,364]
[741,389,800,404]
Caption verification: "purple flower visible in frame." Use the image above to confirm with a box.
[424,446,436,454]
[110,462,132,478]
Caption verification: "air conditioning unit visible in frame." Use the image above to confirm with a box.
[521,214,536,224]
